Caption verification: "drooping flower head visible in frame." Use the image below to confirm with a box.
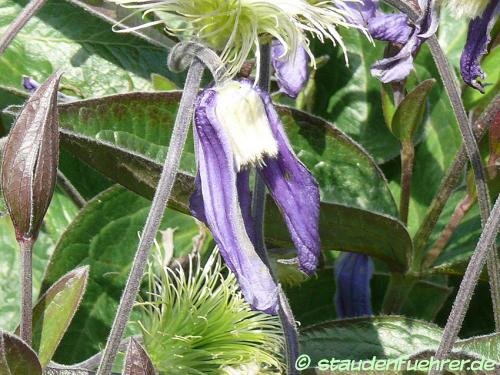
[109,0,356,79]
[190,79,321,313]
[334,253,374,318]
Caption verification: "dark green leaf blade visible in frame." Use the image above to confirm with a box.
[54,92,411,271]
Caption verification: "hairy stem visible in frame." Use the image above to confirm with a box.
[57,170,86,209]
[252,42,299,375]
[399,142,415,225]
[423,194,475,269]
[429,195,500,375]
[384,0,500,331]
[412,94,499,266]
[96,58,204,375]
[381,272,416,314]
[18,238,34,345]
[0,0,47,55]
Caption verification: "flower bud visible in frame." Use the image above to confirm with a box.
[1,72,61,240]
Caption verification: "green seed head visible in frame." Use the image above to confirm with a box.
[137,246,284,374]
[110,0,357,79]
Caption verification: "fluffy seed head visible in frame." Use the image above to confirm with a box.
[109,0,357,78]
[137,246,284,374]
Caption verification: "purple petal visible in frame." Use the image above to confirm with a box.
[191,88,278,314]
[271,40,309,98]
[337,0,379,26]
[370,0,438,83]
[22,76,77,102]
[244,82,320,275]
[335,253,374,318]
[460,0,500,93]
[367,13,413,44]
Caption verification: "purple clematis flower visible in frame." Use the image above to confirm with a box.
[460,0,500,92]
[190,79,321,314]
[341,0,438,83]
[335,253,374,318]
[271,40,310,98]
[22,76,77,102]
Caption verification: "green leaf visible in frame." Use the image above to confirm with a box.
[54,92,412,271]
[310,31,401,163]
[389,79,436,143]
[300,316,443,364]
[0,0,182,99]
[387,45,463,237]
[380,83,396,131]
[30,266,89,368]
[41,185,210,363]
[300,316,500,367]
[456,333,500,363]
[0,331,42,375]
[151,73,179,91]
[0,190,78,332]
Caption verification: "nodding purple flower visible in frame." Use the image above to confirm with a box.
[335,253,374,318]
[190,79,321,314]
[460,0,500,93]
[271,40,310,98]
[22,76,77,102]
[341,0,438,83]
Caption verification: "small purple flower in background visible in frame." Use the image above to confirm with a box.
[190,79,321,314]
[22,76,77,102]
[459,0,500,92]
[341,0,438,83]
[335,253,374,318]
[271,40,310,98]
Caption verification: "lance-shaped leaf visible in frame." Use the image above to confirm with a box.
[30,266,89,368]
[123,338,155,375]
[1,72,61,239]
[0,331,42,374]
[388,79,436,144]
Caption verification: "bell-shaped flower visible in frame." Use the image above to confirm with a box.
[190,80,320,314]
[271,40,310,98]
[334,253,374,318]
[459,0,499,92]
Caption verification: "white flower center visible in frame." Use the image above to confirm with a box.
[215,82,279,170]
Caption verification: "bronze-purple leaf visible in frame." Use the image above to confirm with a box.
[1,72,61,240]
[123,338,155,375]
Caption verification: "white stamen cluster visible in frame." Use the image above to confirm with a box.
[437,0,490,18]
[215,81,278,170]
[109,0,357,79]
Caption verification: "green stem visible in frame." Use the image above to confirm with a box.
[0,0,46,55]
[430,195,500,375]
[422,194,475,269]
[96,55,205,375]
[381,273,417,314]
[399,141,415,225]
[18,237,34,346]
[412,94,499,268]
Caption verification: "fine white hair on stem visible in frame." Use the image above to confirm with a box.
[109,0,364,79]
